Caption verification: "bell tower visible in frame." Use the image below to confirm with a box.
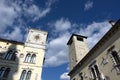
[67,34,89,70]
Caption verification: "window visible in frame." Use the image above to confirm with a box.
[25,54,31,62]
[89,64,101,80]
[107,45,120,73]
[110,51,120,69]
[20,70,32,80]
[0,67,10,78]
[20,70,26,80]
[77,37,83,41]
[30,54,36,63]
[26,71,32,80]
[79,72,83,80]
[3,68,10,78]
[0,67,5,77]
[5,50,16,61]
[25,53,36,63]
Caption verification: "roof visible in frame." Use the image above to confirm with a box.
[67,34,87,45]
[68,19,120,76]
[0,38,24,45]
[29,28,48,33]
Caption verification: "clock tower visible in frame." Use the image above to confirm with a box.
[25,28,48,49]
[25,28,48,80]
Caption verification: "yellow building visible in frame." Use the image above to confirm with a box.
[67,19,120,80]
[0,28,48,80]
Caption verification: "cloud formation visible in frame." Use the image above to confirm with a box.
[0,0,55,41]
[45,20,112,67]
[84,1,93,11]
[48,18,73,32]
[79,21,111,48]
[45,32,71,67]
[54,18,72,31]
[60,72,70,80]
[3,27,24,41]
[0,0,18,32]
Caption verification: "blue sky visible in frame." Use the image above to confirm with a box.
[0,0,120,80]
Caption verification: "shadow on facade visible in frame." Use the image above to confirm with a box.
[0,44,19,80]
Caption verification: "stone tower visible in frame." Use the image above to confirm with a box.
[67,34,89,70]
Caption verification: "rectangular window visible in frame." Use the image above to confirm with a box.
[110,51,120,72]
[89,63,101,80]
[77,37,83,41]
[108,46,120,72]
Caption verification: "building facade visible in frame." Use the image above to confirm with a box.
[67,19,120,80]
[0,29,48,80]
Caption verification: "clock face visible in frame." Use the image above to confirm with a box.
[27,30,47,45]
[34,34,40,41]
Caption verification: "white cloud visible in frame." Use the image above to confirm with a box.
[84,1,93,11]
[2,27,23,41]
[22,4,51,21]
[55,18,71,31]
[9,27,23,41]
[79,21,112,48]
[60,72,70,80]
[49,18,72,32]
[44,32,71,67]
[0,0,18,32]
[0,0,55,41]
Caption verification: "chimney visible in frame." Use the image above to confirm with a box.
[109,20,115,26]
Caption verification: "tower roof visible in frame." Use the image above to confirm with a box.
[67,34,87,45]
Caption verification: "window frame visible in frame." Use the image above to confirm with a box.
[30,54,36,63]
[25,53,31,63]
[20,70,32,80]
[20,70,27,80]
[0,67,10,79]
[4,50,16,61]
[89,62,101,80]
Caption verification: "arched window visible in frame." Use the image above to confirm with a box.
[11,52,16,61]
[25,54,31,62]
[3,68,10,78]
[30,54,36,63]
[20,70,32,80]
[0,67,5,77]
[0,67,10,78]
[5,50,16,61]
[5,51,12,60]
[20,70,26,80]
[25,71,32,80]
